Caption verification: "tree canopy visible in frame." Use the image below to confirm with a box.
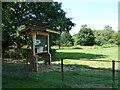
[77,25,95,46]
[93,25,117,45]
[2,2,75,51]
[59,31,73,47]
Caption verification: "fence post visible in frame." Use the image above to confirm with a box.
[61,58,64,81]
[112,60,115,88]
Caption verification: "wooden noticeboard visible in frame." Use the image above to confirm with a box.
[20,26,60,72]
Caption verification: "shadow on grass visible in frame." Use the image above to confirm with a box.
[72,47,83,49]
[53,52,107,61]
[64,64,113,71]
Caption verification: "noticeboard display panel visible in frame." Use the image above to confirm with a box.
[35,35,48,53]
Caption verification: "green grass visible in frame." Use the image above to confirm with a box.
[3,45,120,88]
[51,46,119,70]
[54,46,118,60]
[2,62,74,88]
[3,62,120,88]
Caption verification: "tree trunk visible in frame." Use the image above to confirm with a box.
[58,45,60,49]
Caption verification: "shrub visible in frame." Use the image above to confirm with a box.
[101,44,117,48]
[50,48,56,56]
[3,48,31,60]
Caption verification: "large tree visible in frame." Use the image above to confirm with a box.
[60,31,73,47]
[77,25,95,46]
[72,34,78,46]
[94,25,115,45]
[2,2,75,51]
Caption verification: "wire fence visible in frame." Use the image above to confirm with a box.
[60,58,120,88]
[2,58,120,88]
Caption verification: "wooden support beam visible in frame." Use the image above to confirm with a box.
[47,33,51,65]
[36,32,49,36]
[31,33,36,56]
[48,34,50,53]
[31,33,38,72]
[46,29,60,34]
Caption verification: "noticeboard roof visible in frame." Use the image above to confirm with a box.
[20,26,60,35]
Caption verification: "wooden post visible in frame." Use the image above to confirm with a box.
[31,33,38,72]
[48,33,50,53]
[31,33,36,56]
[47,33,51,65]
[112,60,115,88]
[61,58,64,81]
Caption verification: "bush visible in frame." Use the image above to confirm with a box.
[3,48,31,59]
[50,48,56,56]
[101,44,117,48]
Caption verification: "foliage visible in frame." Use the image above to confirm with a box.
[3,48,31,59]
[72,25,118,46]
[110,31,119,45]
[77,27,95,46]
[81,24,87,28]
[2,2,75,51]
[93,25,118,45]
[72,34,78,46]
[50,48,56,56]
[60,31,74,47]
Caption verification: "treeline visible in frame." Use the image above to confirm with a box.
[56,25,119,47]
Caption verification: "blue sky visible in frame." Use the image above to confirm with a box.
[55,0,118,35]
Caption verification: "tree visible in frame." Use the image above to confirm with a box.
[2,2,75,51]
[94,25,115,45]
[72,34,78,46]
[109,31,119,45]
[54,35,61,49]
[77,27,95,46]
[103,25,114,43]
[60,31,73,47]
[104,25,112,30]
[81,24,87,28]
[93,30,104,45]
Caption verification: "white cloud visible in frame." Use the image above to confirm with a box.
[104,6,110,11]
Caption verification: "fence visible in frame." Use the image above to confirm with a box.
[2,58,120,88]
[60,58,120,88]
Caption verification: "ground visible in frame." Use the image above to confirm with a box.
[2,46,120,88]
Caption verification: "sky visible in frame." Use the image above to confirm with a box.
[55,0,118,36]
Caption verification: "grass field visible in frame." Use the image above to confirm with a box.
[3,46,120,88]
[3,62,120,88]
[53,46,118,60]
[51,46,119,70]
